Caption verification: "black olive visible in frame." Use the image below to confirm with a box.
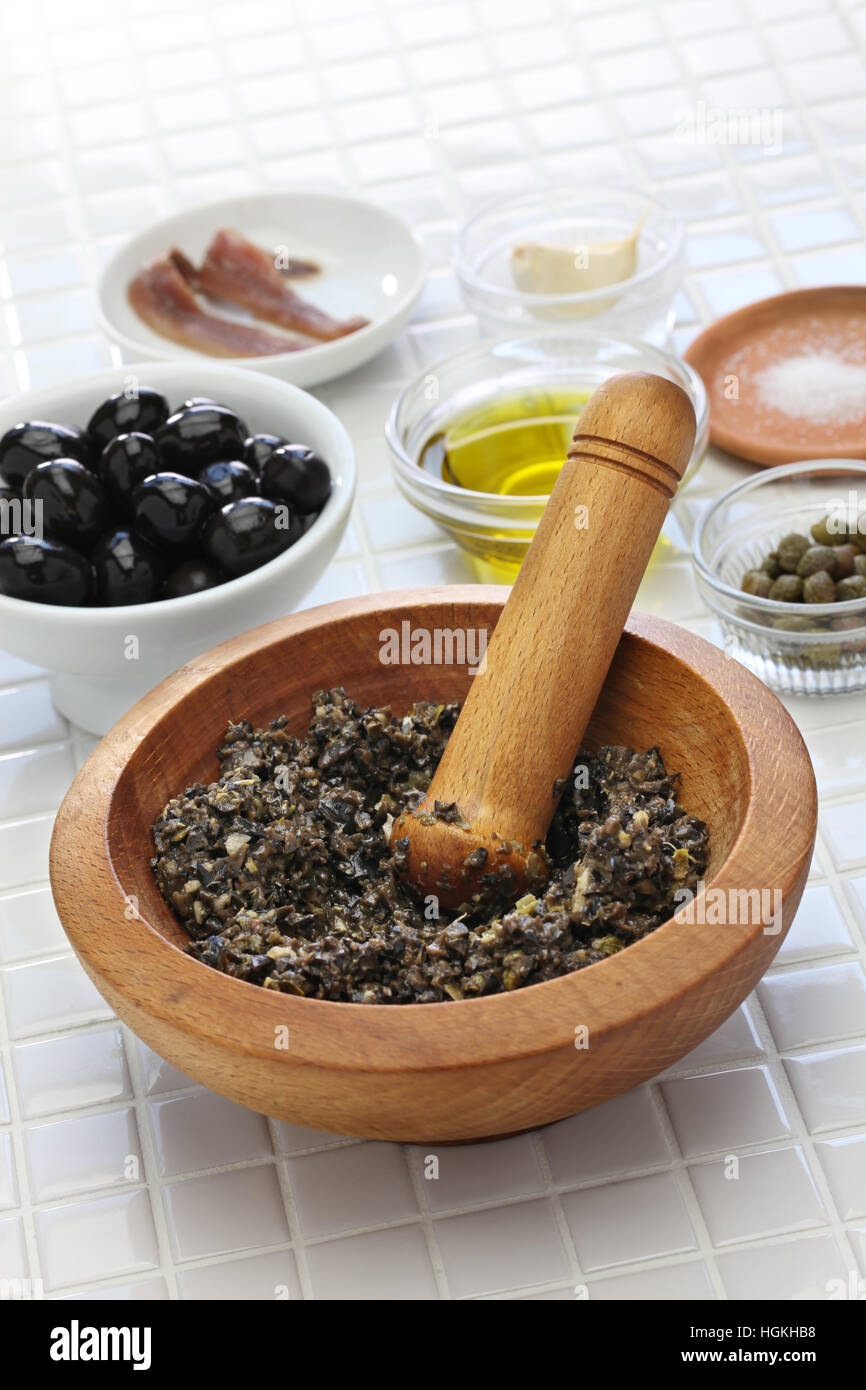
[0,421,93,491]
[260,444,331,515]
[98,433,161,512]
[0,480,23,538]
[155,405,249,473]
[23,458,109,546]
[87,388,170,451]
[131,472,216,549]
[201,497,300,577]
[162,557,223,599]
[0,535,92,605]
[243,433,286,475]
[92,528,164,606]
[178,397,220,410]
[199,460,259,505]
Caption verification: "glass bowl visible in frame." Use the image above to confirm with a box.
[693,460,866,696]
[386,330,709,583]
[455,187,685,345]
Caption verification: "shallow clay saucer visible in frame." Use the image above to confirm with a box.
[685,286,866,467]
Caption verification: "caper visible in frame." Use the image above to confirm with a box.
[832,544,859,579]
[803,570,836,603]
[771,614,812,632]
[797,544,838,578]
[810,515,846,547]
[855,554,866,577]
[741,569,772,598]
[801,642,842,667]
[776,533,811,572]
[769,573,803,602]
[836,575,866,602]
[737,604,773,627]
[761,552,781,578]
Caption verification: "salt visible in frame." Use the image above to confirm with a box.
[755,353,866,424]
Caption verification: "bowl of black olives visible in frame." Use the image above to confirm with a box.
[0,363,355,733]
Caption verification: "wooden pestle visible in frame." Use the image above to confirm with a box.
[389,371,697,911]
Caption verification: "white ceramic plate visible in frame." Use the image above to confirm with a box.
[98,192,424,388]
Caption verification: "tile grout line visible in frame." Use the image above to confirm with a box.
[120,1024,181,1301]
[0,897,45,1295]
[267,1124,316,1302]
[532,1127,586,1296]
[401,1143,453,1300]
[647,1078,728,1301]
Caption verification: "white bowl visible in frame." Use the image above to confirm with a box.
[98,192,424,389]
[0,361,356,734]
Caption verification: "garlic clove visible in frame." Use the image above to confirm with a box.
[511,234,639,296]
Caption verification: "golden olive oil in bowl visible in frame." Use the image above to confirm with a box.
[421,387,589,498]
[387,333,709,584]
[416,387,591,582]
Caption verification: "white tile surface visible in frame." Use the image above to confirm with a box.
[1,0,866,1302]
[758,962,866,1050]
[820,799,866,873]
[782,1046,866,1135]
[136,1040,196,1097]
[305,1223,438,1301]
[25,1108,141,1202]
[543,1088,670,1185]
[56,1277,169,1301]
[35,1190,160,1291]
[772,883,855,964]
[409,1134,545,1212]
[177,1250,302,1301]
[13,1028,132,1119]
[689,1147,827,1246]
[435,1199,569,1296]
[1,953,114,1039]
[716,1232,849,1301]
[562,1173,697,1272]
[0,1215,29,1281]
[0,887,68,965]
[586,1261,715,1301]
[162,1165,290,1262]
[665,1004,763,1071]
[0,816,55,893]
[815,1136,866,1220]
[149,1091,273,1178]
[660,1067,792,1157]
[288,1142,418,1239]
[0,1132,18,1211]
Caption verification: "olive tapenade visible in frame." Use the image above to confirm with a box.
[151,687,709,1004]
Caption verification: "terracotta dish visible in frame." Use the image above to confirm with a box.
[685,286,866,467]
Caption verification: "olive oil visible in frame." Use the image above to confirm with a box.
[420,386,590,497]
[417,384,682,583]
[417,386,592,582]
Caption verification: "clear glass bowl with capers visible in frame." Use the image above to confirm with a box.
[692,460,866,696]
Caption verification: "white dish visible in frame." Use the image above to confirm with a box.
[0,362,355,734]
[98,192,424,389]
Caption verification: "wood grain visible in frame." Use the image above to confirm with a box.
[49,590,816,1143]
[391,372,697,908]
